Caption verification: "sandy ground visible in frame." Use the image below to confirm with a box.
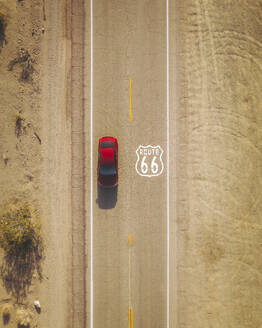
[175,0,262,327]
[0,1,43,212]
[0,0,72,327]
[0,0,44,325]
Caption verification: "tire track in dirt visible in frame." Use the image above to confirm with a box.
[71,0,86,327]
[175,1,262,327]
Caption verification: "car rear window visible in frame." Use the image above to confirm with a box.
[100,163,116,176]
[101,140,114,149]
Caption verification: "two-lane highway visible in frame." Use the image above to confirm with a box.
[85,0,170,327]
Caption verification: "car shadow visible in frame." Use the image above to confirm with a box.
[96,183,118,209]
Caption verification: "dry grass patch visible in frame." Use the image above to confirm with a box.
[8,50,34,82]
[0,202,44,300]
[16,308,31,328]
[0,12,7,51]
[15,115,26,138]
[2,303,12,324]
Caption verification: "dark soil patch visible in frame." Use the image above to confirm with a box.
[15,116,26,138]
[0,14,7,51]
[3,312,10,324]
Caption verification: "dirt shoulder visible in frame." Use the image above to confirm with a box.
[0,0,72,327]
[0,0,45,325]
[38,0,72,327]
[175,0,262,327]
[0,1,42,208]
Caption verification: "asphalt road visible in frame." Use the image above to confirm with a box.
[86,1,171,328]
[77,0,262,328]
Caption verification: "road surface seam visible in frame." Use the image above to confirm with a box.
[71,0,86,327]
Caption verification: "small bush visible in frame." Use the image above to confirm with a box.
[0,203,41,255]
[0,202,44,300]
[15,115,27,138]
[16,308,31,327]
[2,304,11,324]
[8,50,34,82]
[8,51,30,71]
[0,13,7,50]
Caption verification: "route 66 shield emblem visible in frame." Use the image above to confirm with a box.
[135,145,164,177]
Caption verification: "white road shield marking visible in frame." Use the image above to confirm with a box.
[136,145,164,177]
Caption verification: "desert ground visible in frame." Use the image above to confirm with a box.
[0,0,45,326]
[0,0,71,327]
[0,0,261,328]
[174,1,262,327]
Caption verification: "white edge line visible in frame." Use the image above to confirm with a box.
[90,0,94,326]
[166,0,170,327]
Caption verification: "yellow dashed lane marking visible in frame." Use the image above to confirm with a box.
[129,308,133,328]
[129,234,133,327]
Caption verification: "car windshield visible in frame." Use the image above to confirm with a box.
[101,140,114,149]
[100,163,116,176]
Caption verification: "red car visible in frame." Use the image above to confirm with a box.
[98,136,118,188]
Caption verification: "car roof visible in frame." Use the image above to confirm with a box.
[101,148,115,164]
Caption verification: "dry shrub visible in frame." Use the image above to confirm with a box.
[8,50,30,71]
[0,13,7,51]
[16,308,31,327]
[8,50,34,82]
[0,203,41,254]
[2,303,11,324]
[0,202,44,300]
[15,115,26,138]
